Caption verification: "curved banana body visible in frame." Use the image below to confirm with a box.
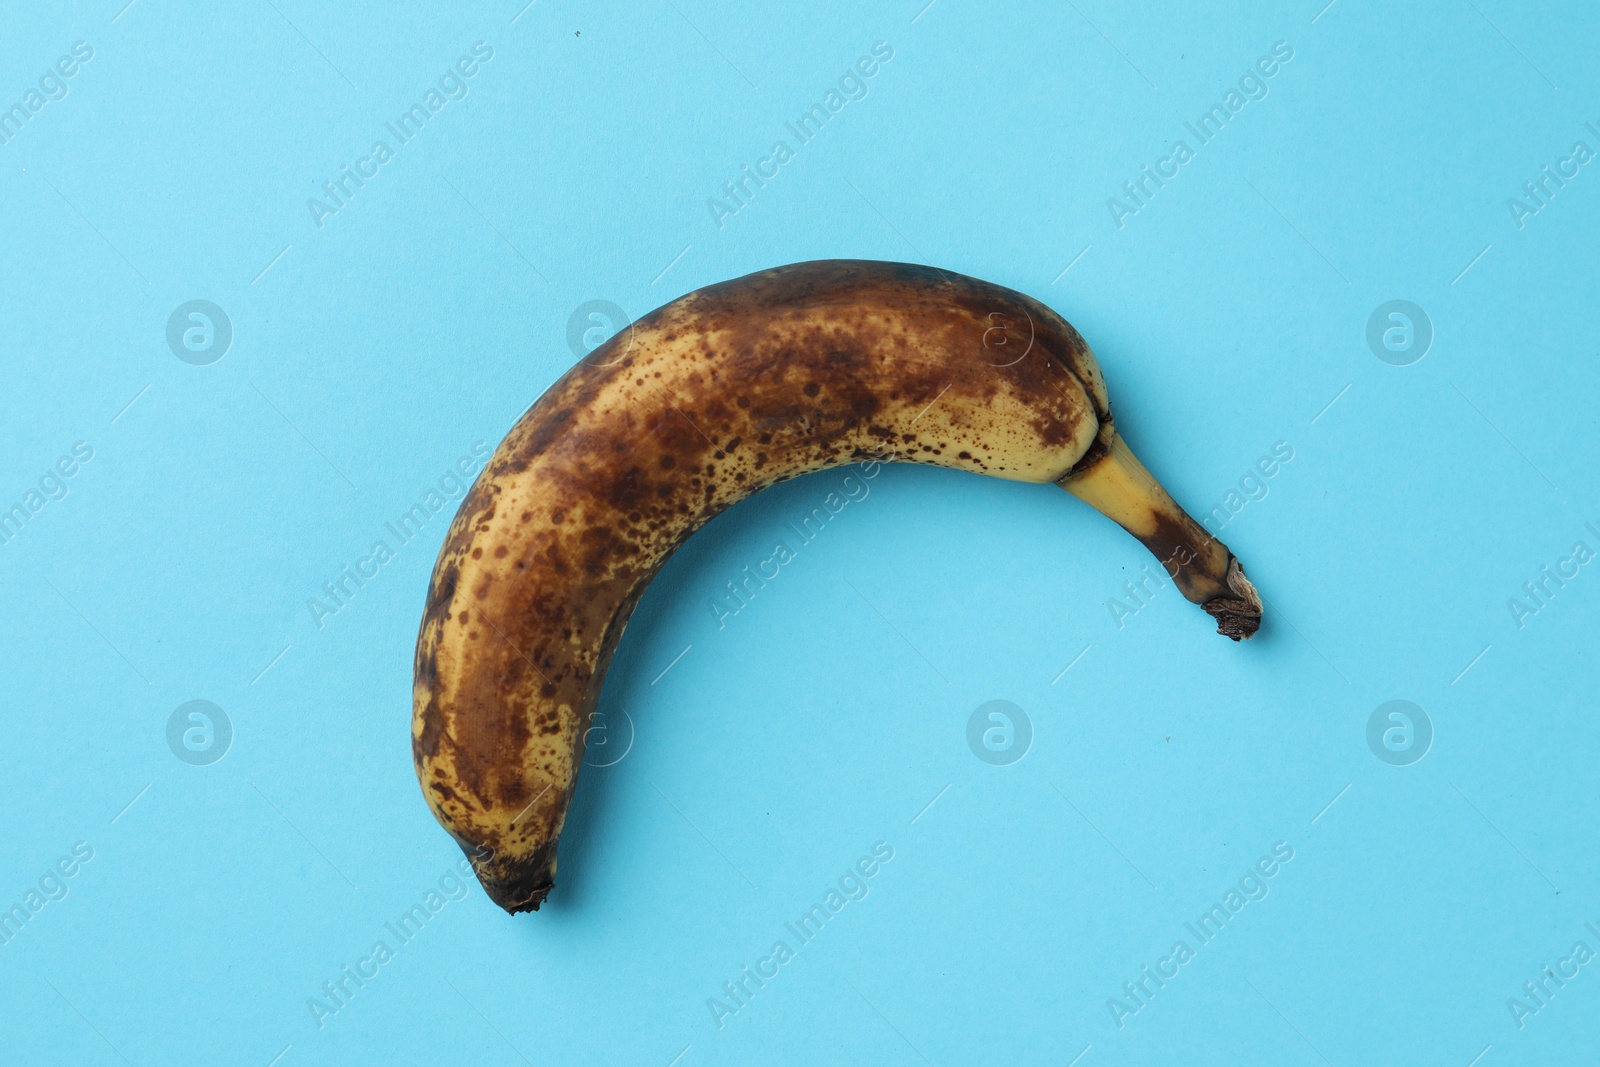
[413,260,1260,913]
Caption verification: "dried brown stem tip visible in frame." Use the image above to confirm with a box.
[1202,557,1263,641]
[1060,432,1263,640]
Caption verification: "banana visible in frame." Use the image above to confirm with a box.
[413,260,1261,913]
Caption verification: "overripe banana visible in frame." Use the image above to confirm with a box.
[413,260,1262,913]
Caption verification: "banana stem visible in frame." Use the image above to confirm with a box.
[1059,433,1262,640]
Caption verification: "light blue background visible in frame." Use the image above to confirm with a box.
[3,0,1597,1063]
